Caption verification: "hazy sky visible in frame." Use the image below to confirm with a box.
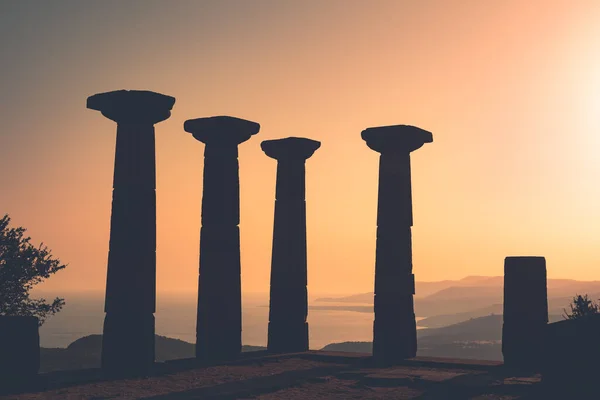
[3,0,600,296]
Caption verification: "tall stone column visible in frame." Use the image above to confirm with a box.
[184,116,260,361]
[502,256,548,369]
[261,137,321,353]
[362,124,433,364]
[87,90,175,375]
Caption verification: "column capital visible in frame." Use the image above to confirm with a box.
[87,90,175,125]
[184,116,260,146]
[361,124,433,154]
[261,137,321,161]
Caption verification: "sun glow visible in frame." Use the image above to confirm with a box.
[6,1,600,296]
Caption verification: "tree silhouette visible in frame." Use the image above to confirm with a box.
[563,294,600,320]
[0,214,66,325]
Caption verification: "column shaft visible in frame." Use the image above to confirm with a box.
[373,152,417,362]
[268,160,309,352]
[196,144,242,361]
[102,123,156,374]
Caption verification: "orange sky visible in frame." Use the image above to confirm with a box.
[3,0,600,296]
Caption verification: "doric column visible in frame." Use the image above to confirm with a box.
[502,256,548,369]
[87,90,175,375]
[261,137,320,353]
[184,116,260,362]
[361,124,433,364]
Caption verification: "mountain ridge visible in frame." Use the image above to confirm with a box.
[316,276,600,304]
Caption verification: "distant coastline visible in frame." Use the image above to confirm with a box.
[37,275,591,349]
[34,273,585,372]
[40,313,541,372]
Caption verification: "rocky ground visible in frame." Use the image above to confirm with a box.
[0,351,545,399]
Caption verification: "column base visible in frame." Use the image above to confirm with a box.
[372,316,417,364]
[101,312,155,377]
[196,334,241,362]
[196,224,242,362]
[502,323,545,370]
[267,321,309,353]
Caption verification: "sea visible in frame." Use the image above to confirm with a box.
[38,292,426,350]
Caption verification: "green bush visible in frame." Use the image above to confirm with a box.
[0,214,66,325]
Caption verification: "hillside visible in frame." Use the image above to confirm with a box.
[418,315,503,341]
[421,285,501,301]
[417,304,504,328]
[321,341,372,353]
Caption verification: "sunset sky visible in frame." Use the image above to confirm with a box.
[3,0,600,297]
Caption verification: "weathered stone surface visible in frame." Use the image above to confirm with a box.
[502,256,548,370]
[87,89,174,375]
[362,124,432,364]
[262,137,320,354]
[0,316,39,382]
[187,116,259,362]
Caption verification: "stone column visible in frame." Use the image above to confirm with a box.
[87,90,175,375]
[502,256,548,369]
[362,124,433,364]
[184,116,260,361]
[261,137,321,353]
